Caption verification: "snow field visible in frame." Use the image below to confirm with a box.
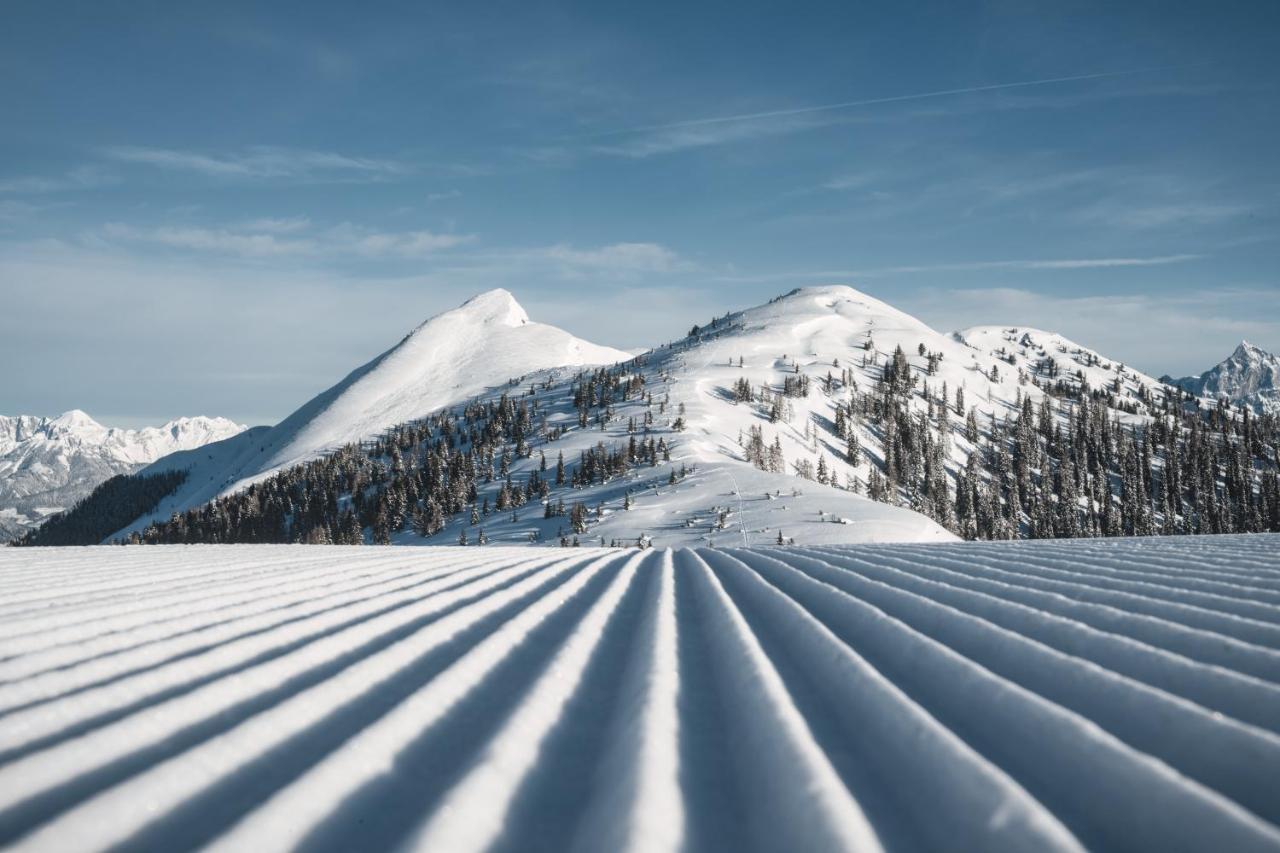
[0,534,1278,851]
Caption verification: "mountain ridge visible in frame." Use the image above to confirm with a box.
[0,412,245,541]
[18,284,1278,548]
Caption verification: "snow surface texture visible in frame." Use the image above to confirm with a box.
[1,534,1278,852]
[114,289,631,539]
[0,413,245,541]
[1165,340,1280,415]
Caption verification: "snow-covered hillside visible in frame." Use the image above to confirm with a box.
[517,286,1180,547]
[955,324,1176,413]
[0,412,244,541]
[113,290,631,538]
[1165,340,1280,415]
[108,285,1274,549]
[0,534,1277,851]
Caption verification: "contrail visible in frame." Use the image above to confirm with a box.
[588,66,1192,138]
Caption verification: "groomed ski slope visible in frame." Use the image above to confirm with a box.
[1,535,1278,852]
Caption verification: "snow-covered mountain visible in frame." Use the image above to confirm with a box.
[955,325,1175,405]
[112,289,632,538]
[101,285,1267,548]
[1163,341,1280,415]
[571,287,1175,546]
[0,412,245,540]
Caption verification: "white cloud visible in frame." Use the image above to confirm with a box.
[0,200,49,223]
[583,67,1196,158]
[822,173,880,191]
[104,146,405,181]
[539,242,690,274]
[0,165,115,194]
[714,254,1204,283]
[95,219,472,259]
[238,216,313,234]
[879,255,1205,273]
[99,223,315,257]
[594,68,1165,141]
[327,223,473,257]
[1080,202,1253,229]
[592,113,829,158]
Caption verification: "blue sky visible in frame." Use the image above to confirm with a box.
[2,1,1277,427]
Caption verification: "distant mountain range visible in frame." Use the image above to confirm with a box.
[1163,341,1280,415]
[0,412,244,541]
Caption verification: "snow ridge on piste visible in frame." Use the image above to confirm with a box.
[1,533,1278,851]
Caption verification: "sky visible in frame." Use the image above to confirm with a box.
[1,0,1277,427]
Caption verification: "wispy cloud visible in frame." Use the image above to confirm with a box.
[592,112,830,158]
[538,242,692,275]
[596,68,1169,138]
[821,173,881,192]
[237,216,313,234]
[327,223,473,257]
[880,254,1205,273]
[716,254,1204,283]
[1077,201,1253,229]
[0,165,115,194]
[103,146,405,181]
[583,66,1199,157]
[95,219,472,259]
[98,223,316,257]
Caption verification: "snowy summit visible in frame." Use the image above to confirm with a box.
[1165,340,1280,415]
[111,290,631,538]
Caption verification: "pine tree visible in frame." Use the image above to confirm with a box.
[846,431,861,467]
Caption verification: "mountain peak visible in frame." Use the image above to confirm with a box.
[1234,340,1267,358]
[1167,339,1279,415]
[453,288,529,328]
[755,284,931,335]
[109,287,629,538]
[780,284,872,303]
[50,409,104,431]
